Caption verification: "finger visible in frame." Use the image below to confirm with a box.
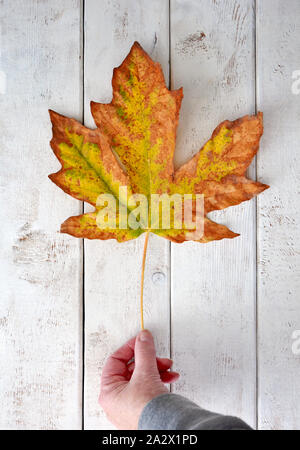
[101,336,136,385]
[157,358,173,371]
[160,371,180,384]
[134,330,159,375]
[127,357,172,373]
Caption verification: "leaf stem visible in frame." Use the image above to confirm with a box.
[140,231,150,330]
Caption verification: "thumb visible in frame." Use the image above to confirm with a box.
[134,330,159,375]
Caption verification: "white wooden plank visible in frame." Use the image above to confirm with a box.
[256,0,300,430]
[170,0,257,427]
[0,0,83,429]
[83,0,170,429]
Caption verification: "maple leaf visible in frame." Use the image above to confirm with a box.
[49,41,269,244]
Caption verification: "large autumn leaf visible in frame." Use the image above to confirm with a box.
[49,41,268,243]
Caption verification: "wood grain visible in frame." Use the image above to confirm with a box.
[0,0,299,430]
[256,0,300,430]
[0,0,83,429]
[170,0,257,428]
[83,0,171,429]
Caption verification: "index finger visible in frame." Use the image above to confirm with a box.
[101,336,136,385]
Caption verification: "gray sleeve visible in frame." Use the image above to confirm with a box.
[138,393,252,430]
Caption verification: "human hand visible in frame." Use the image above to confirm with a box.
[99,329,180,430]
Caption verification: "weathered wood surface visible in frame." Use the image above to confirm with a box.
[0,0,300,430]
[0,0,83,429]
[256,0,300,430]
[170,0,257,427]
[83,0,171,430]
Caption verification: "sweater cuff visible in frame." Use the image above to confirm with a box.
[138,393,252,430]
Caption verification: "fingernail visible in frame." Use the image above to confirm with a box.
[139,330,151,342]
